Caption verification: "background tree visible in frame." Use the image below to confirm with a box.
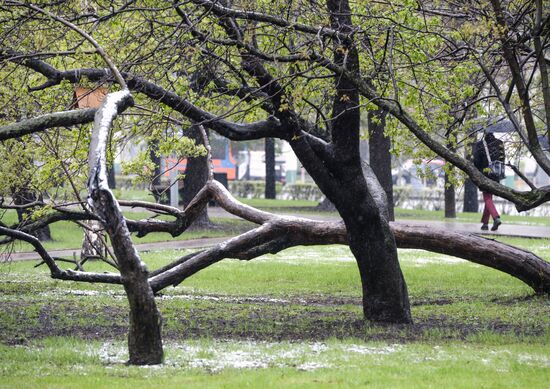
[368,108,394,221]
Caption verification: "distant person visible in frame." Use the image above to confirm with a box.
[473,132,505,231]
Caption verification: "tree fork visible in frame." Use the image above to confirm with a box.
[324,0,411,323]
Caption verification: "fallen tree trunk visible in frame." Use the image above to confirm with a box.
[392,223,550,294]
[7,179,549,296]
[146,181,550,296]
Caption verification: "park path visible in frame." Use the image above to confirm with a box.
[4,207,550,262]
[209,207,550,237]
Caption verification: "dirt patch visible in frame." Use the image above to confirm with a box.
[1,293,546,346]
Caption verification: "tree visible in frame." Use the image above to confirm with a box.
[368,108,394,221]
[264,137,276,199]
[181,125,211,227]
[1,0,549,366]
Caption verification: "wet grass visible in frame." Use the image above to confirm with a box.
[394,208,550,226]
[1,338,548,389]
[236,197,550,226]
[0,238,549,387]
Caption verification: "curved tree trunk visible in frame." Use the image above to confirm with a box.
[291,153,412,323]
[148,179,550,298]
[334,162,411,323]
[89,91,163,365]
[320,0,411,323]
[283,0,411,323]
[393,223,550,294]
[347,202,411,322]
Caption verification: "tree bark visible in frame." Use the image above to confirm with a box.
[148,179,550,296]
[299,0,412,323]
[463,179,479,213]
[88,91,163,365]
[0,108,96,141]
[393,224,550,294]
[181,126,211,227]
[345,189,411,322]
[444,171,456,218]
[265,137,276,199]
[80,220,106,261]
[368,109,394,221]
[316,197,336,211]
[147,180,550,296]
[149,139,163,203]
[107,166,116,189]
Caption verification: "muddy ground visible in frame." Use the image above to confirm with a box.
[1,292,545,346]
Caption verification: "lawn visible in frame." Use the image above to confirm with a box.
[1,237,549,388]
[4,195,550,256]
[237,197,550,226]
[0,208,254,253]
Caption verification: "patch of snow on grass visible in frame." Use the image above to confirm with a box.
[343,344,401,355]
[95,340,338,372]
[517,353,550,367]
[297,361,330,371]
[96,342,127,364]
[68,290,101,296]
[399,251,466,266]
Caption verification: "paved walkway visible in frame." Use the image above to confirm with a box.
[1,237,230,262]
[3,207,550,262]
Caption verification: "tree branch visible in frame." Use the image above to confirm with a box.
[0,108,96,141]
[188,0,350,42]
[317,56,550,212]
[7,1,127,89]
[3,52,287,141]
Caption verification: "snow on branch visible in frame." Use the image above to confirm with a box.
[87,90,132,195]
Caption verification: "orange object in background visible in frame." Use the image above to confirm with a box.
[73,87,108,109]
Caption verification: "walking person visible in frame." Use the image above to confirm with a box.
[473,132,506,231]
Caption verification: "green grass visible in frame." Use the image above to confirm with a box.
[1,338,548,389]
[1,236,549,387]
[4,195,550,257]
[237,197,318,208]
[393,207,550,226]
[1,208,253,252]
